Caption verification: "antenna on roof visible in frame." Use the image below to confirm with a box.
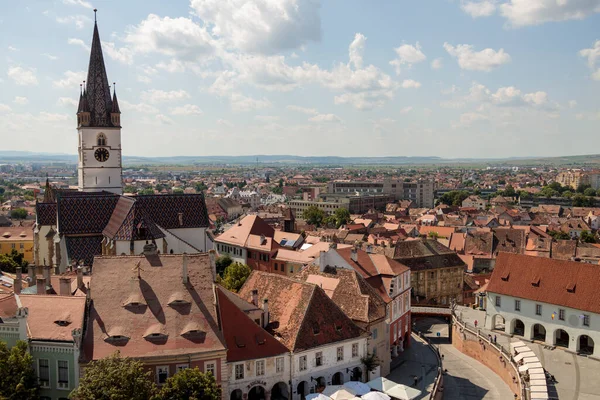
[94,8,97,22]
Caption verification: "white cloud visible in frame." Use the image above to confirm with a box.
[37,112,69,122]
[500,0,600,27]
[56,15,91,29]
[58,97,78,107]
[8,46,18,51]
[444,43,511,71]
[68,38,90,52]
[156,114,174,125]
[13,96,28,105]
[217,118,235,127]
[62,0,92,8]
[141,89,191,103]
[401,79,421,88]
[569,100,578,109]
[441,85,459,95]
[120,100,160,114]
[309,113,342,123]
[124,14,216,61]
[170,104,204,115]
[390,42,426,75]
[491,86,522,105]
[0,104,12,113]
[103,42,134,65]
[156,59,186,73]
[190,0,322,54]
[53,70,85,89]
[431,58,443,70]
[400,106,413,114]
[457,111,489,127]
[7,66,38,86]
[229,93,271,111]
[461,1,497,18]
[287,105,318,115]
[349,33,367,69]
[580,40,600,81]
[43,53,58,60]
[137,75,152,84]
[255,115,279,122]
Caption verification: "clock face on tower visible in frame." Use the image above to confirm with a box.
[94,147,110,162]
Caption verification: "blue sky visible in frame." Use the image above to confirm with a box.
[1,0,599,158]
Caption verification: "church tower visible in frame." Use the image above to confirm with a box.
[77,11,123,195]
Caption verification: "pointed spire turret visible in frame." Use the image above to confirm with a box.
[111,83,121,114]
[43,175,56,203]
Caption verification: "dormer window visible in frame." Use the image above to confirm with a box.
[501,272,510,281]
[167,292,190,307]
[313,324,321,335]
[54,320,71,327]
[122,293,146,308]
[97,133,107,146]
[105,335,130,342]
[566,282,576,293]
[144,324,167,340]
[531,276,540,287]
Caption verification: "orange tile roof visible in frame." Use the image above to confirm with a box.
[83,253,226,361]
[19,295,86,341]
[216,215,275,247]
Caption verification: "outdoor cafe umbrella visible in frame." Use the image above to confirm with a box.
[384,384,421,400]
[322,386,347,397]
[366,377,399,393]
[328,389,358,400]
[306,394,332,400]
[361,391,391,400]
[343,381,371,396]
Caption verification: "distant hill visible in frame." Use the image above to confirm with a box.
[2,151,600,167]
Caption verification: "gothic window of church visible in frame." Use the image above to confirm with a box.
[97,133,107,146]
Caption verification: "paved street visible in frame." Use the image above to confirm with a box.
[413,317,514,400]
[457,306,600,400]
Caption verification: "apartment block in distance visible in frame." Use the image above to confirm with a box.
[289,193,395,218]
[327,178,435,208]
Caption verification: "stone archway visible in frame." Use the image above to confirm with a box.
[555,329,570,348]
[271,382,288,400]
[532,324,546,341]
[315,377,326,392]
[578,335,594,355]
[332,372,344,385]
[249,386,266,400]
[512,319,525,336]
[492,314,505,331]
[297,381,309,400]
[231,389,243,400]
[350,367,362,382]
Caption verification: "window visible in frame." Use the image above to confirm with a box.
[276,357,284,373]
[315,352,323,367]
[495,296,501,307]
[289,266,294,273]
[559,309,565,321]
[38,359,50,388]
[235,364,244,380]
[372,328,378,340]
[205,363,215,375]
[299,356,307,371]
[274,263,278,271]
[256,360,265,376]
[337,346,344,361]
[583,314,590,327]
[352,343,359,358]
[514,300,521,311]
[58,360,69,389]
[19,243,24,249]
[11,243,15,249]
[535,304,542,316]
[176,364,189,372]
[156,366,169,385]
[97,133,107,146]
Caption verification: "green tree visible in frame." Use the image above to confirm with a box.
[303,205,325,227]
[584,188,597,197]
[139,188,155,195]
[154,367,220,400]
[572,194,594,207]
[195,182,208,192]
[219,263,251,293]
[548,230,571,240]
[577,184,591,194]
[215,255,233,276]
[172,188,184,194]
[333,208,351,228]
[360,353,380,382]
[439,190,470,206]
[562,190,573,198]
[0,340,39,400]
[503,184,516,197]
[123,186,138,194]
[580,230,597,243]
[70,352,156,400]
[10,208,27,220]
[0,249,27,273]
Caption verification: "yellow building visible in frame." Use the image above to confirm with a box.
[0,227,34,263]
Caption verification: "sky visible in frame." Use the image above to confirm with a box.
[0,0,599,159]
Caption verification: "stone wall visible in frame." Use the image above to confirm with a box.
[452,321,523,399]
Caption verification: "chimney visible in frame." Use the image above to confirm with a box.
[143,242,158,256]
[350,248,358,263]
[251,289,258,306]
[76,266,84,289]
[260,234,266,245]
[28,264,36,288]
[261,299,270,328]
[36,278,46,295]
[59,277,72,296]
[182,253,188,284]
[208,249,217,281]
[178,212,184,227]
[319,250,326,271]
[14,267,22,294]
[43,265,52,289]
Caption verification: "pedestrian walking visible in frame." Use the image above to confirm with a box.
[494,335,497,343]
[413,376,418,387]
[474,319,478,328]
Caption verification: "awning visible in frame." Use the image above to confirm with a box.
[524,357,540,364]
[531,385,548,393]
[530,392,549,399]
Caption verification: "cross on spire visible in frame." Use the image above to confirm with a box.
[132,261,144,279]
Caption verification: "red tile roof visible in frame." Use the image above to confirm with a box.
[216,287,289,362]
[488,253,600,314]
[19,295,86,342]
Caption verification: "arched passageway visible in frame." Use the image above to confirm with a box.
[579,335,595,355]
[332,372,344,385]
[249,386,266,400]
[297,381,309,400]
[532,324,546,341]
[512,319,525,336]
[555,329,570,348]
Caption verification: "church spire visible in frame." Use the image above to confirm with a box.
[84,9,114,127]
